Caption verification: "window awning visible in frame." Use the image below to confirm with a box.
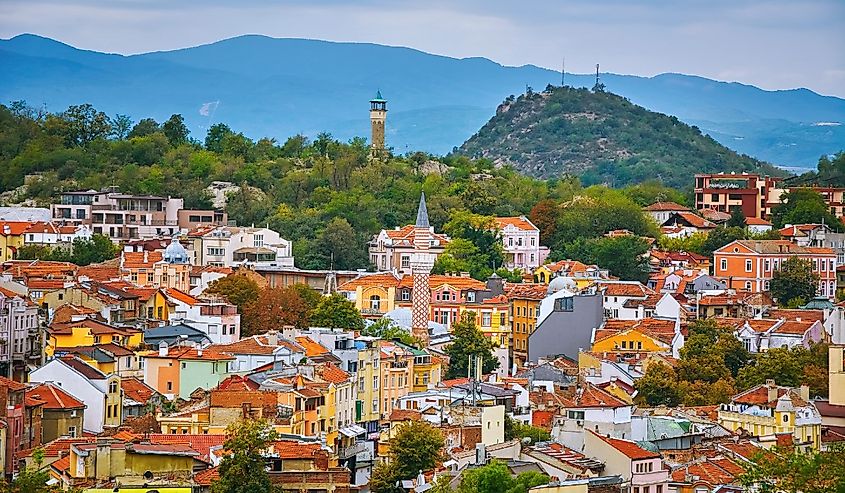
[339,424,367,437]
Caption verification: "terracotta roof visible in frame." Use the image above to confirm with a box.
[589,430,660,459]
[671,457,745,485]
[744,217,772,226]
[598,281,653,297]
[26,382,85,410]
[597,318,676,345]
[644,201,690,212]
[532,410,555,429]
[0,375,27,392]
[121,377,159,404]
[148,345,234,361]
[542,259,590,275]
[194,466,219,485]
[569,383,630,409]
[719,440,770,462]
[389,409,422,421]
[49,318,139,336]
[622,293,663,309]
[732,383,807,407]
[772,320,816,335]
[149,434,226,461]
[382,224,450,245]
[699,209,732,222]
[338,272,401,291]
[315,362,350,384]
[60,356,108,380]
[163,288,200,306]
[0,221,33,236]
[217,375,260,391]
[719,240,834,255]
[669,211,716,229]
[743,319,781,333]
[212,334,301,356]
[494,216,537,231]
[50,455,70,474]
[121,251,163,269]
[295,336,330,357]
[268,440,324,459]
[398,274,486,291]
[767,309,824,322]
[505,283,548,300]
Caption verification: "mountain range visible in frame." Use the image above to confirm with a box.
[1,33,843,169]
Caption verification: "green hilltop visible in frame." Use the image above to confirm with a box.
[457,86,786,188]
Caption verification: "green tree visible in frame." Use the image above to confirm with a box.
[737,343,829,397]
[635,362,682,406]
[771,188,842,230]
[225,184,273,227]
[128,117,160,137]
[769,257,819,307]
[315,217,369,270]
[59,103,112,146]
[371,421,446,493]
[205,273,261,313]
[363,318,420,347]
[162,113,190,147]
[503,415,551,444]
[563,235,651,282]
[701,226,748,258]
[445,312,499,379]
[726,207,747,228]
[311,293,364,330]
[111,114,133,140]
[458,460,549,493]
[739,444,845,493]
[205,123,234,152]
[211,419,279,493]
[69,234,120,265]
[0,447,64,493]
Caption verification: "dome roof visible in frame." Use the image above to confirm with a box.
[547,276,577,295]
[163,237,190,264]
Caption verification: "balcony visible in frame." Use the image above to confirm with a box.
[339,441,373,460]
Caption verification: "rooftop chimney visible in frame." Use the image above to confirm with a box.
[766,379,777,402]
[267,330,279,346]
[799,384,810,401]
[159,341,168,357]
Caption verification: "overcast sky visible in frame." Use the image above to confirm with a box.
[2,0,843,97]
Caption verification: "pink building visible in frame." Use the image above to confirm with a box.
[494,216,549,271]
[585,430,670,493]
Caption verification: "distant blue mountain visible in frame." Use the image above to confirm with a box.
[1,33,843,168]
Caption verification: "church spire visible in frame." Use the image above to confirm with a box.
[415,192,430,228]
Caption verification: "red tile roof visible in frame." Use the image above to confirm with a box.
[121,377,159,404]
[505,283,548,300]
[315,362,351,384]
[163,288,200,306]
[338,272,402,291]
[121,251,163,269]
[0,221,33,236]
[494,216,538,231]
[772,320,816,335]
[268,440,324,459]
[216,375,260,391]
[589,430,661,459]
[383,224,450,245]
[767,309,824,322]
[671,457,745,484]
[389,409,422,421]
[644,202,690,212]
[598,281,653,297]
[0,375,27,392]
[194,466,219,485]
[597,318,676,345]
[26,382,85,410]
[149,434,226,461]
[295,336,330,357]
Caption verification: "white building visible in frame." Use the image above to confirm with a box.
[188,225,293,268]
[598,281,656,320]
[552,383,633,451]
[0,286,39,378]
[214,332,305,373]
[29,356,122,433]
[163,288,241,345]
[22,222,92,246]
[494,217,548,271]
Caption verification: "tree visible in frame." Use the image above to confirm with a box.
[69,234,120,265]
[363,318,420,347]
[371,421,445,493]
[529,199,559,246]
[205,123,234,152]
[504,415,551,444]
[0,447,64,492]
[635,362,681,406]
[458,460,549,493]
[563,235,651,282]
[111,114,133,140]
[315,217,368,270]
[205,273,261,313]
[128,117,160,138]
[737,343,829,397]
[162,113,190,147]
[769,257,819,307]
[701,226,748,258]
[445,312,499,379]
[311,293,364,330]
[771,188,842,231]
[726,207,746,228]
[225,184,273,227]
[739,444,845,493]
[59,103,112,146]
[241,286,311,336]
[211,419,279,493]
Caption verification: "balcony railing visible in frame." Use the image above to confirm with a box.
[339,441,372,460]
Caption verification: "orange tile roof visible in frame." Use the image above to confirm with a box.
[389,409,422,421]
[0,375,27,392]
[121,377,159,404]
[295,336,329,357]
[598,318,676,345]
[122,251,163,269]
[50,455,70,474]
[338,272,402,291]
[213,335,301,356]
[671,457,745,484]
[505,283,547,300]
[23,222,59,235]
[532,410,555,429]
[772,320,816,335]
[217,375,260,391]
[398,274,486,291]
[598,281,653,297]
[767,309,823,322]
[148,345,235,361]
[268,440,324,459]
[0,221,33,236]
[744,217,772,226]
[494,216,537,231]
[589,430,660,459]
[672,211,717,229]
[732,384,806,407]
[26,382,85,410]
[570,383,630,408]
[77,264,121,281]
[644,202,690,212]
[316,362,351,384]
[543,259,589,275]
[194,466,219,485]
[744,319,780,333]
[163,288,200,306]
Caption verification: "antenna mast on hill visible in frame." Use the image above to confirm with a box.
[561,57,565,87]
[595,64,600,87]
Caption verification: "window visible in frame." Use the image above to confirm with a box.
[369,295,382,311]
[372,399,378,413]
[167,381,173,391]
[530,238,535,246]
[481,312,492,327]
[745,259,752,272]
[720,258,727,271]
[401,289,410,301]
[764,259,770,271]
[181,362,187,369]
[555,297,574,312]
[109,380,118,393]
[783,414,789,423]
[207,247,225,256]
[254,234,264,247]
[373,376,379,390]
[401,255,410,269]
[68,426,77,438]
[467,292,476,302]
[745,281,752,291]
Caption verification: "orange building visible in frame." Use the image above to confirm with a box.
[506,283,546,369]
[713,240,837,299]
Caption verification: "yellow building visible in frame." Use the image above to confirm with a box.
[337,273,400,319]
[590,318,676,355]
[718,381,822,450]
[0,222,29,261]
[47,318,144,356]
[534,260,609,289]
[507,284,546,369]
[356,340,382,426]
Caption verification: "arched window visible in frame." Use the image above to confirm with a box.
[370,295,381,311]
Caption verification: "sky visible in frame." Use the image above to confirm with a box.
[2,0,844,97]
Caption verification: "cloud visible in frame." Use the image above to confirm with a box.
[1,0,843,96]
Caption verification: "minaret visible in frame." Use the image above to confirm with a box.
[370,91,387,153]
[410,193,435,345]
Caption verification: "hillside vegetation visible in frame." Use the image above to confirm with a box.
[458,86,785,188]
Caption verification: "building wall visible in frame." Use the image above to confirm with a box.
[529,292,604,363]
[42,408,84,443]
[481,405,505,446]
[29,361,105,433]
[179,360,228,399]
[583,431,632,481]
[511,297,541,368]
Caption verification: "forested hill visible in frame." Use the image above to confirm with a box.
[457,86,786,188]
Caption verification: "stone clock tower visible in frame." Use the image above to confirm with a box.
[369,91,387,152]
